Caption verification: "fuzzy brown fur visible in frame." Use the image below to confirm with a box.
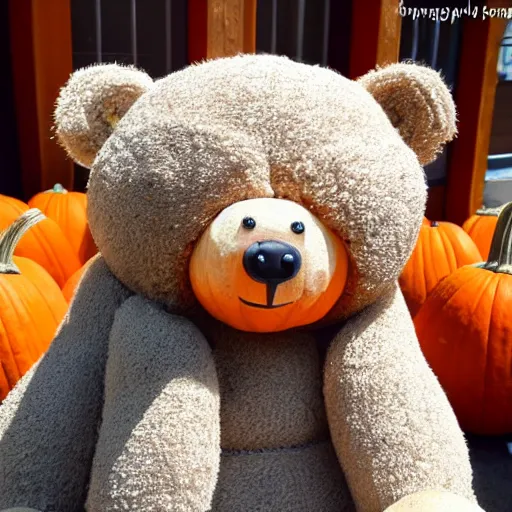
[0,55,483,512]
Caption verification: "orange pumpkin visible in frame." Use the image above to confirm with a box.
[462,206,501,260]
[0,209,68,401]
[62,256,95,303]
[414,201,512,435]
[0,194,30,211]
[28,183,98,265]
[189,198,349,333]
[399,220,482,317]
[422,216,430,226]
[0,194,81,287]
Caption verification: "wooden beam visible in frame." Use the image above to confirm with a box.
[349,0,402,79]
[188,0,208,63]
[243,0,257,54]
[207,0,257,59]
[445,13,508,225]
[9,0,74,199]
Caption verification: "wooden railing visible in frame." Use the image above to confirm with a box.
[398,14,463,220]
[7,0,510,223]
[445,8,510,224]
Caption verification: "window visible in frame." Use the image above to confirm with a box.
[497,20,512,82]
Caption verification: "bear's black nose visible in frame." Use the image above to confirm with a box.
[243,241,302,285]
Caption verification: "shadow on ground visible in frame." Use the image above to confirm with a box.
[467,433,512,511]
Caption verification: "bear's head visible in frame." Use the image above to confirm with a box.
[55,55,456,333]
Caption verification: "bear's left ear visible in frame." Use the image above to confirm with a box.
[357,62,457,166]
[54,63,154,169]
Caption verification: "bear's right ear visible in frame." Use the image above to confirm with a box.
[357,62,457,166]
[54,64,153,168]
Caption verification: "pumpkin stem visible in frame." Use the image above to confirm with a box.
[430,220,439,227]
[484,201,512,275]
[50,183,67,194]
[476,205,503,217]
[0,208,46,275]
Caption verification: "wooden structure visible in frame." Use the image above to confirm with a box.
[445,7,510,224]
[207,0,257,58]
[4,0,511,223]
[349,0,402,79]
[9,0,74,198]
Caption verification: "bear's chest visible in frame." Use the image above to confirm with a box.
[207,328,355,512]
[208,327,330,451]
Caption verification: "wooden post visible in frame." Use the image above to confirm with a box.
[189,0,208,63]
[207,0,257,59]
[9,0,74,199]
[445,7,509,225]
[349,0,402,79]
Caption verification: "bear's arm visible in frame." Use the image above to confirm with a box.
[323,284,482,512]
[85,295,220,512]
[0,256,133,512]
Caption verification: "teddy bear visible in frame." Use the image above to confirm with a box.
[0,54,485,512]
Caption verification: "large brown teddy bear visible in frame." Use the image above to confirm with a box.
[0,54,484,512]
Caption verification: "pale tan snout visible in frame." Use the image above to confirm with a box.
[189,198,349,332]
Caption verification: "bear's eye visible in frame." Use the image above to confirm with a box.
[291,221,305,234]
[242,217,256,230]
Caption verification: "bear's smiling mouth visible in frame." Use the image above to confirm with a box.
[239,297,294,309]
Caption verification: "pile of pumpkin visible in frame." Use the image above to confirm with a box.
[0,185,96,401]
[400,204,512,436]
